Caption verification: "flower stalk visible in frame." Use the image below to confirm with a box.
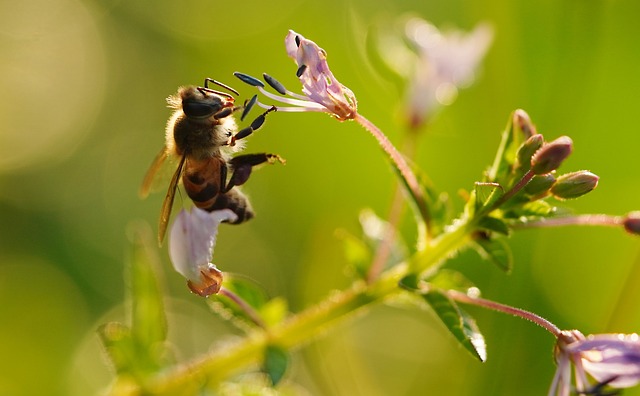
[354,113,430,229]
[446,289,561,337]
[116,218,477,396]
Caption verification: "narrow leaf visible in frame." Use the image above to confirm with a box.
[98,322,137,375]
[477,216,510,236]
[427,269,477,294]
[487,110,530,186]
[474,182,503,212]
[389,159,430,237]
[263,344,289,386]
[474,237,513,273]
[423,290,487,362]
[128,225,167,349]
[335,229,372,278]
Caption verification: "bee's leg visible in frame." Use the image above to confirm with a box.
[224,153,285,192]
[208,189,254,224]
[230,106,277,145]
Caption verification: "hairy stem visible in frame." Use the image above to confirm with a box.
[219,287,266,329]
[487,169,535,213]
[354,114,430,233]
[511,214,622,230]
[446,290,562,337]
[368,131,421,283]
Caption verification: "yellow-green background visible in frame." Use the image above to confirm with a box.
[1,0,639,395]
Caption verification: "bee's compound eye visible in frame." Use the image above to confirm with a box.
[182,100,221,118]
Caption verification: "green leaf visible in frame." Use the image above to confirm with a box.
[423,183,452,238]
[399,273,420,291]
[259,297,289,328]
[101,224,170,378]
[336,229,372,278]
[474,182,503,212]
[208,276,268,332]
[338,209,410,278]
[98,322,137,375]
[487,110,528,186]
[128,225,167,351]
[426,269,477,294]
[423,291,487,362]
[474,236,513,273]
[263,344,289,386]
[477,216,510,236]
[389,159,430,238]
[359,209,408,265]
[504,200,556,219]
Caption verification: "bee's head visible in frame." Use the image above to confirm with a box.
[171,86,232,120]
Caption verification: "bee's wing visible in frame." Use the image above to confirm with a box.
[158,154,186,245]
[139,148,172,199]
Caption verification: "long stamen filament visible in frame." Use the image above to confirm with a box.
[258,86,325,109]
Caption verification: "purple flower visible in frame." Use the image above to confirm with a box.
[169,207,238,297]
[235,30,357,121]
[379,17,492,128]
[283,30,357,120]
[549,330,640,395]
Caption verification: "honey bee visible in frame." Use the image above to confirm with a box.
[140,78,283,244]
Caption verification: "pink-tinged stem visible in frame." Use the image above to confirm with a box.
[447,289,562,337]
[354,113,429,231]
[486,169,535,213]
[512,214,622,230]
[368,133,421,283]
[219,287,266,329]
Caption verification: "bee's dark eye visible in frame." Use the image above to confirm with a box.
[182,100,221,118]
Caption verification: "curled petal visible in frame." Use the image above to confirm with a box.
[169,208,237,295]
[284,30,357,120]
[569,334,640,388]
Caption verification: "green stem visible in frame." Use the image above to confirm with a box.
[410,216,473,277]
[138,226,474,395]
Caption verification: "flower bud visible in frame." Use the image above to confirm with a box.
[513,109,537,139]
[550,170,599,200]
[524,173,556,195]
[516,134,544,171]
[187,264,224,297]
[531,136,573,175]
[623,212,640,236]
[169,207,238,297]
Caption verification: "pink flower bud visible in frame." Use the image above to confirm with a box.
[513,109,537,138]
[531,136,573,175]
[623,212,640,235]
[169,208,238,296]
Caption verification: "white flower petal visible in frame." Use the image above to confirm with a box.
[168,207,237,282]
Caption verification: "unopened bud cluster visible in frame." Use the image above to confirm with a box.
[512,129,598,201]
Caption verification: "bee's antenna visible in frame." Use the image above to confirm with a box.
[204,78,239,96]
[197,87,235,99]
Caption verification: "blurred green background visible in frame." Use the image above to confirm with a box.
[1,0,640,395]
